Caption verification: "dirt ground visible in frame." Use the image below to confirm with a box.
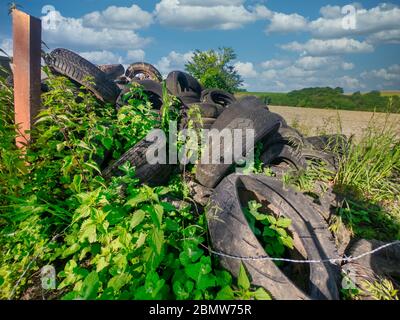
[269,106,400,140]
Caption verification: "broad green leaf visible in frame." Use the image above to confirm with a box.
[254,288,272,300]
[130,210,146,229]
[79,271,99,300]
[79,220,97,243]
[125,192,149,208]
[136,232,147,249]
[281,236,294,249]
[266,215,277,225]
[150,227,164,255]
[275,227,288,238]
[197,274,216,290]
[84,162,102,174]
[96,256,109,272]
[276,217,292,228]
[71,174,83,193]
[216,286,235,300]
[262,227,275,237]
[108,273,132,292]
[62,243,81,258]
[238,263,250,291]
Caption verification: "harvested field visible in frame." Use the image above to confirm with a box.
[269,105,400,140]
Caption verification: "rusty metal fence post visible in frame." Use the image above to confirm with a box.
[12,9,42,148]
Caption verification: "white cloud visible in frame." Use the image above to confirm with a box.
[80,50,124,65]
[266,12,309,33]
[234,61,257,78]
[361,64,400,82]
[82,4,153,30]
[367,29,400,44]
[309,4,400,39]
[264,4,400,43]
[281,38,374,56]
[0,38,12,56]
[337,75,363,90]
[126,50,146,62]
[341,62,355,70]
[156,51,194,75]
[42,10,151,51]
[179,0,245,6]
[295,56,354,71]
[319,5,342,19]
[79,49,146,65]
[261,59,290,69]
[154,0,271,30]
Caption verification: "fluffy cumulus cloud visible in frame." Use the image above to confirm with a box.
[154,0,271,30]
[309,3,400,40]
[281,38,374,56]
[361,64,400,82]
[234,54,362,92]
[79,49,146,65]
[82,4,153,30]
[125,49,146,62]
[265,3,400,42]
[156,51,194,75]
[337,76,363,90]
[41,10,151,51]
[266,12,309,33]
[295,56,354,71]
[0,38,13,56]
[234,61,258,78]
[367,29,400,44]
[80,50,124,65]
[261,59,291,69]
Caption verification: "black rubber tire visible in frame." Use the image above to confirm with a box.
[343,239,400,278]
[261,143,307,171]
[166,71,202,98]
[208,174,340,300]
[238,96,269,110]
[98,64,125,80]
[263,126,305,150]
[201,89,236,107]
[301,148,338,171]
[117,80,165,110]
[125,62,162,82]
[177,91,201,104]
[196,100,284,188]
[102,138,174,186]
[341,239,400,299]
[187,102,224,118]
[44,48,120,104]
[306,134,350,156]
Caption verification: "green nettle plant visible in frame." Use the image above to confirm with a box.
[244,201,294,260]
[0,71,272,300]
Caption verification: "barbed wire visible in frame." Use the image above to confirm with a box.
[201,240,400,264]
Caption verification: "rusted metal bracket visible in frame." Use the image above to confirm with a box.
[12,9,42,148]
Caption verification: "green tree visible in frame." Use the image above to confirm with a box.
[185,47,243,93]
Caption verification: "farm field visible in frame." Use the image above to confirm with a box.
[236,89,400,113]
[269,105,400,140]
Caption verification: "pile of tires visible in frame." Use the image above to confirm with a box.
[15,48,395,300]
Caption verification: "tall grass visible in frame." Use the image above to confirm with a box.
[334,120,400,203]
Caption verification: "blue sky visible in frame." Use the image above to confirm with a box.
[0,0,399,92]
